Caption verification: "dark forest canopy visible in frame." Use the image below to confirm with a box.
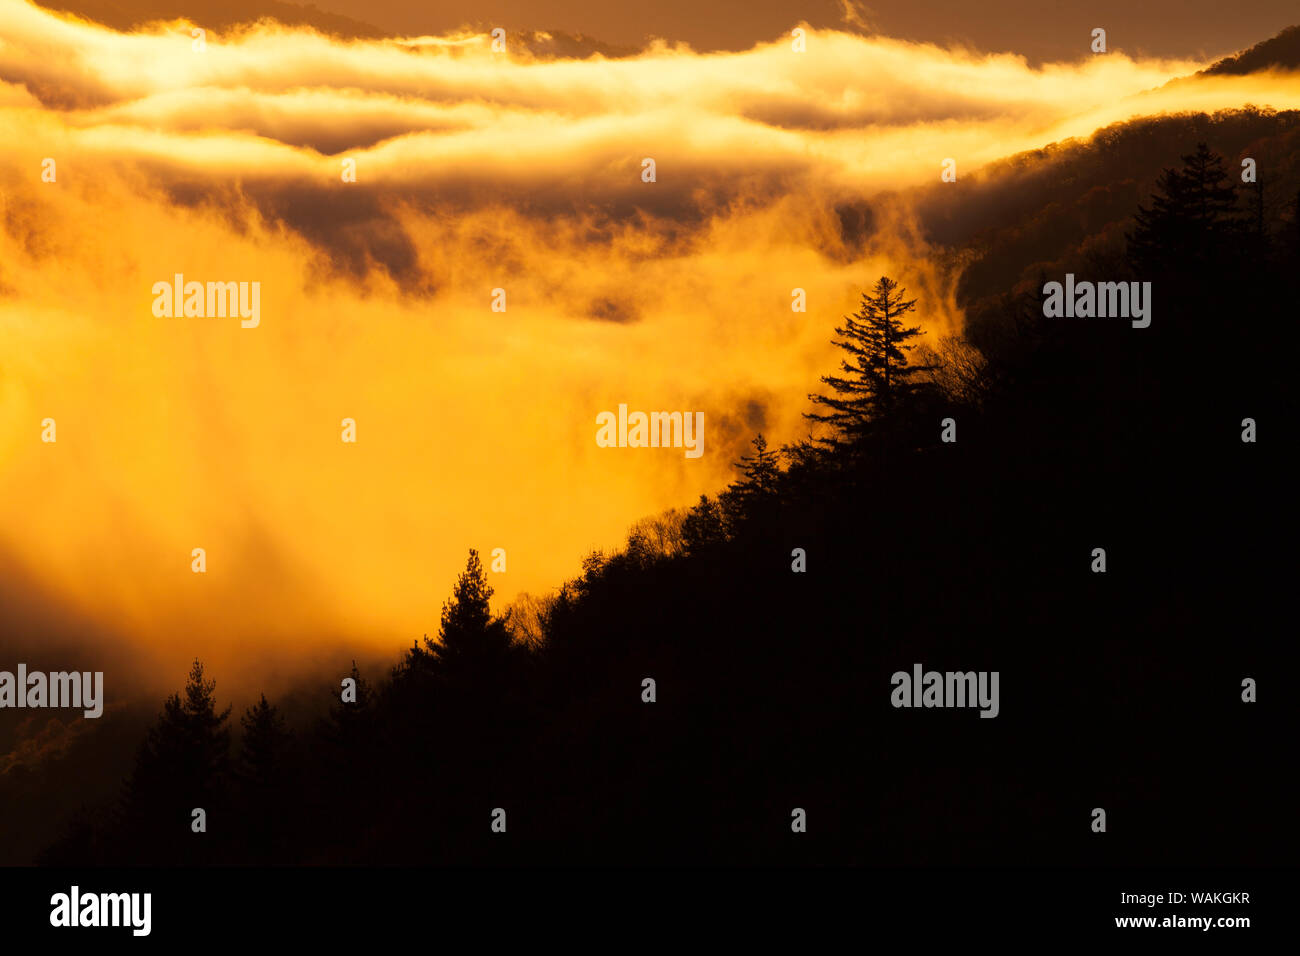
[887,107,1300,318]
[1201,24,1300,75]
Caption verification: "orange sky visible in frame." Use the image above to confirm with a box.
[2,0,1298,690]
[303,0,1298,63]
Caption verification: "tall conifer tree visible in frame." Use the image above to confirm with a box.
[806,276,936,449]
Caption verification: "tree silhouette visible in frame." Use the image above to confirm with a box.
[722,434,783,527]
[120,659,231,862]
[323,659,374,755]
[237,694,290,793]
[1129,142,1241,273]
[806,276,936,450]
[235,693,294,859]
[681,494,728,554]
[735,434,781,498]
[314,659,379,850]
[427,549,514,675]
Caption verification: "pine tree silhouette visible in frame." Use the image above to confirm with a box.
[722,434,783,527]
[237,694,290,793]
[120,659,231,862]
[324,659,374,747]
[315,660,379,850]
[427,549,514,674]
[236,693,294,860]
[1129,142,1241,273]
[734,434,781,498]
[806,276,936,450]
[681,494,728,554]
